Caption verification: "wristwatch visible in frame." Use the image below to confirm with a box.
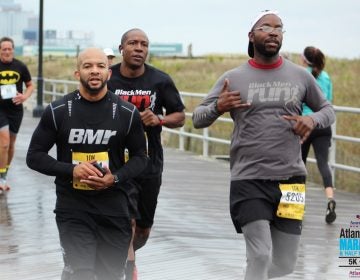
[214,98,222,115]
[113,174,120,184]
[157,114,165,126]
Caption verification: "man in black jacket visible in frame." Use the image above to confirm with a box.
[27,47,148,280]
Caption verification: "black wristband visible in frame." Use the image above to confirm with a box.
[214,99,222,115]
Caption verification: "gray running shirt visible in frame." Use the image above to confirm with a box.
[192,58,335,181]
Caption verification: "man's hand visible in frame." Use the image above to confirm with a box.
[73,161,114,190]
[216,78,251,114]
[283,115,315,143]
[12,92,27,105]
[140,108,161,126]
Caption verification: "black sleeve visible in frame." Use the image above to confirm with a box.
[114,107,148,183]
[160,76,185,114]
[26,104,75,177]
[22,63,32,83]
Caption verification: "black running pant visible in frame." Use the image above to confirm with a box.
[56,210,131,280]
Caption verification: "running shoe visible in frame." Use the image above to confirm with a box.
[0,178,9,195]
[325,199,336,224]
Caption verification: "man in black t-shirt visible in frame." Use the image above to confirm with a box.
[0,37,34,194]
[108,28,185,279]
[27,47,148,280]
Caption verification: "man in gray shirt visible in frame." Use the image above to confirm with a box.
[192,10,335,280]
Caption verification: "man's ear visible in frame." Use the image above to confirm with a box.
[248,31,254,43]
[74,70,80,80]
[119,45,123,55]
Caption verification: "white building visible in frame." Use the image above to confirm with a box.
[0,0,36,45]
[1,0,93,56]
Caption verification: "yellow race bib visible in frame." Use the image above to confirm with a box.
[276,183,306,220]
[72,151,109,190]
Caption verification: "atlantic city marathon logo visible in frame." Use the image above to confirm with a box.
[339,215,360,278]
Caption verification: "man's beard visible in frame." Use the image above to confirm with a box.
[254,42,281,58]
[80,77,107,95]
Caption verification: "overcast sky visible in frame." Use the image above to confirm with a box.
[16,0,360,59]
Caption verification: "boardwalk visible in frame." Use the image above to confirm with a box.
[0,110,360,280]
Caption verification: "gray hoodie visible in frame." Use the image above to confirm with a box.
[192,58,335,181]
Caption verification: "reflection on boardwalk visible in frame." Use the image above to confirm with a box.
[1,111,360,280]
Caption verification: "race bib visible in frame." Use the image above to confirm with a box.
[124,148,129,163]
[72,151,109,190]
[276,183,306,220]
[0,84,17,99]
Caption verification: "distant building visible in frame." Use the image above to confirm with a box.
[1,1,180,57]
[0,0,36,46]
[149,43,183,56]
[1,0,93,56]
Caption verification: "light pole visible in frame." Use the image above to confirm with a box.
[33,0,44,117]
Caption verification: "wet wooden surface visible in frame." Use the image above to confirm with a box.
[1,110,359,280]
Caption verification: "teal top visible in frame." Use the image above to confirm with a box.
[302,67,333,116]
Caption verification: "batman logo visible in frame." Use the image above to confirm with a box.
[0,71,20,84]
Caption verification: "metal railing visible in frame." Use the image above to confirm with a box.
[32,79,360,185]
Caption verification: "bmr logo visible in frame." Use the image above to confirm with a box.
[69,129,117,144]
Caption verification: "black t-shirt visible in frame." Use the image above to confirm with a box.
[0,58,32,111]
[108,63,185,177]
[26,90,148,216]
